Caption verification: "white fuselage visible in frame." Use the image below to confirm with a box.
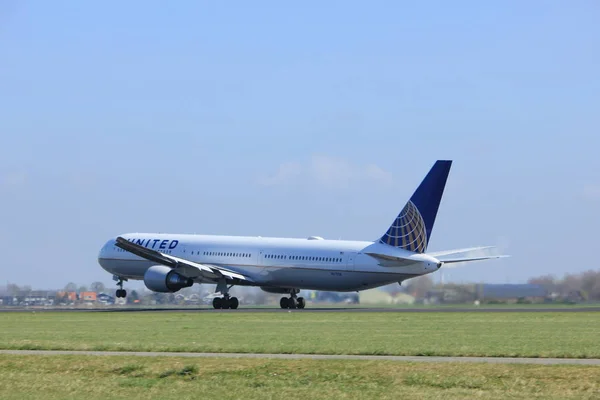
[98,233,439,292]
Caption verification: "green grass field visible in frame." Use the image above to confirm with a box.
[0,355,598,400]
[1,311,599,358]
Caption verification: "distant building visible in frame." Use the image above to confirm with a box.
[56,291,77,303]
[80,292,97,302]
[359,289,415,305]
[97,293,115,305]
[477,284,546,301]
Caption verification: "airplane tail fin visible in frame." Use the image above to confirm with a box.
[379,160,452,253]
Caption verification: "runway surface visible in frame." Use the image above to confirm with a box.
[1,306,600,313]
[1,350,599,365]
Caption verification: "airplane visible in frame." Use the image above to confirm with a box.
[97,160,506,309]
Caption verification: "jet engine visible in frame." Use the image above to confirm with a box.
[143,265,193,293]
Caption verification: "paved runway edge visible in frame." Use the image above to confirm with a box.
[2,306,600,313]
[1,350,599,365]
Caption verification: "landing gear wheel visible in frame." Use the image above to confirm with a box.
[229,297,239,310]
[116,289,127,298]
[297,297,306,309]
[213,297,222,309]
[288,297,297,309]
[280,297,289,309]
[221,297,230,309]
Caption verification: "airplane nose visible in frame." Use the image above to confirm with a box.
[98,239,114,259]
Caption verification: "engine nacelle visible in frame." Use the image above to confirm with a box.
[143,265,194,293]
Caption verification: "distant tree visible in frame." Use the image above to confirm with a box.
[64,282,77,292]
[528,270,600,302]
[558,274,583,296]
[581,270,600,301]
[90,282,105,293]
[528,275,557,292]
[7,284,21,296]
[78,286,88,293]
[58,292,70,304]
[127,290,140,304]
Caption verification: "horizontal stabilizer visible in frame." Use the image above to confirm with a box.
[441,255,510,268]
[428,246,496,258]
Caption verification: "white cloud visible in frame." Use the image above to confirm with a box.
[257,162,303,186]
[582,184,600,200]
[258,155,393,188]
[1,171,27,187]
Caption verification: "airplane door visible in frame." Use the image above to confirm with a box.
[345,252,356,271]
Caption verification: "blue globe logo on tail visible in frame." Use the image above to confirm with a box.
[379,160,452,254]
[380,200,428,253]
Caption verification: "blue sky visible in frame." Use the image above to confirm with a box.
[1,1,599,289]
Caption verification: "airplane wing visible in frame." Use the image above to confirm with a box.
[115,237,252,283]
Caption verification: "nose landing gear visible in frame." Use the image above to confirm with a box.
[113,275,127,298]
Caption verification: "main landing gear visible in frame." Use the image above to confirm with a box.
[280,289,305,309]
[212,295,239,310]
[212,279,239,309]
[114,275,127,298]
